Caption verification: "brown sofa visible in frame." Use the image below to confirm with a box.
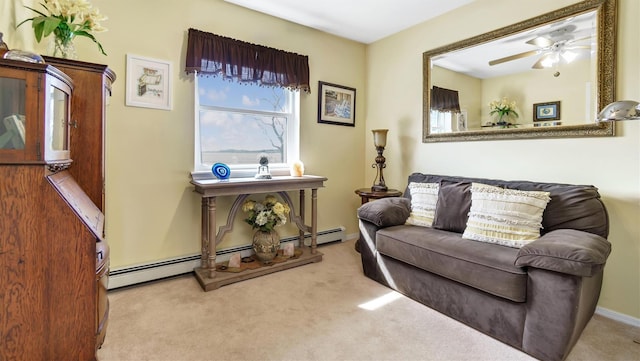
[356,173,611,361]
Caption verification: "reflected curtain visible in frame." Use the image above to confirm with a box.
[431,86,460,112]
[185,28,310,93]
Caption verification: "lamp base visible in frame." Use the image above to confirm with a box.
[371,185,388,192]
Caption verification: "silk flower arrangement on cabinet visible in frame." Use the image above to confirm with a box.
[18,0,108,59]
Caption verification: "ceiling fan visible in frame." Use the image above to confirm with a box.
[488,24,591,70]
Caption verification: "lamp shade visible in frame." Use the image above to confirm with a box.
[597,100,640,121]
[372,129,388,147]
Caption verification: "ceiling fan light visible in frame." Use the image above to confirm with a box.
[562,50,577,63]
[540,56,555,68]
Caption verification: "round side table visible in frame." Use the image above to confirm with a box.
[354,188,403,205]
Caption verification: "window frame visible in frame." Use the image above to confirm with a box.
[191,73,300,180]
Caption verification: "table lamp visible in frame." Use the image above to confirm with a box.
[371,129,389,191]
[596,100,640,121]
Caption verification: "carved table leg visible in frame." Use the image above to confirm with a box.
[207,196,217,278]
[311,188,318,254]
[299,189,305,247]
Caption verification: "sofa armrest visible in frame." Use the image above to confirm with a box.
[515,229,611,277]
[357,197,410,228]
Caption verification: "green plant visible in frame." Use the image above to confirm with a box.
[18,0,108,56]
[489,97,519,120]
[242,195,290,232]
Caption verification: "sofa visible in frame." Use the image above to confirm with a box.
[356,173,611,361]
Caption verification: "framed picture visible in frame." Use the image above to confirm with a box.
[126,54,173,110]
[533,101,560,121]
[317,81,356,126]
[456,110,468,131]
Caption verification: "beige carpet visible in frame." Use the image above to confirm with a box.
[98,239,639,361]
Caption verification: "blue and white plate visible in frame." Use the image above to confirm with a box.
[212,163,230,179]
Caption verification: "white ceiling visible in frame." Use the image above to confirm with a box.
[223,0,474,44]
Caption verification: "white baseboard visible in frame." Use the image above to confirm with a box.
[108,227,345,290]
[596,306,640,327]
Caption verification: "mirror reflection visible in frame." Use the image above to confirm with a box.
[423,0,615,142]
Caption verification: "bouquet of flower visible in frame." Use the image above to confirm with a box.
[18,0,108,56]
[489,97,519,122]
[242,195,290,232]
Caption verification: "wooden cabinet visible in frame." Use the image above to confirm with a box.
[43,57,116,211]
[42,57,115,351]
[0,57,115,360]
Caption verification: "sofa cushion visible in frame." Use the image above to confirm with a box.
[405,182,439,227]
[406,173,609,238]
[462,183,551,248]
[376,225,527,302]
[432,180,472,233]
[357,197,410,227]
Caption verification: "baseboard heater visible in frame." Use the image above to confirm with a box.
[108,226,346,290]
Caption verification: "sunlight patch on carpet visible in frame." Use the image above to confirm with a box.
[358,291,403,311]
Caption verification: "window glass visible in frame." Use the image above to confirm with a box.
[194,75,299,177]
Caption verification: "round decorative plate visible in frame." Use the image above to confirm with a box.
[212,163,230,179]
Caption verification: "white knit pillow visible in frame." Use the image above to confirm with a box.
[462,183,551,248]
[405,182,439,227]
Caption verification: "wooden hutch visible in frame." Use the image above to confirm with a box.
[0,56,115,360]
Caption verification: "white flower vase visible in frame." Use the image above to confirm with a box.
[48,37,77,59]
[252,230,280,264]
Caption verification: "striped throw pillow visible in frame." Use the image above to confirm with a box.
[462,183,551,248]
[405,182,439,227]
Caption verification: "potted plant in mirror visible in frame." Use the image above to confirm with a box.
[489,97,519,128]
[243,195,290,264]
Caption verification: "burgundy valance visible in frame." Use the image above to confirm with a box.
[431,86,461,112]
[185,28,310,93]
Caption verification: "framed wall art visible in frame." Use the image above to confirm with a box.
[317,81,356,126]
[126,54,173,110]
[533,101,560,121]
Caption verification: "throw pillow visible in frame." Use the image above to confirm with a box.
[462,183,551,248]
[432,180,472,233]
[405,182,439,227]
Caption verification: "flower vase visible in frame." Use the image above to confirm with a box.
[49,37,77,59]
[252,230,280,264]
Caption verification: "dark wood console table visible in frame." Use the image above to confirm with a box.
[190,175,327,291]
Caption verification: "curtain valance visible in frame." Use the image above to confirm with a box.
[431,86,461,112]
[185,28,310,93]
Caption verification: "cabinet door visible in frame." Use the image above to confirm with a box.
[0,67,41,162]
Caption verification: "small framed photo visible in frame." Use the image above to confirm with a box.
[533,101,560,121]
[317,81,356,127]
[456,110,468,131]
[126,54,173,110]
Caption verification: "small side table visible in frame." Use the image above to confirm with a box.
[354,188,403,253]
[355,188,403,205]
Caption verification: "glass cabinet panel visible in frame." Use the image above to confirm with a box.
[49,85,69,152]
[0,77,26,150]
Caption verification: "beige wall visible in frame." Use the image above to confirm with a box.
[481,59,592,125]
[366,0,639,320]
[3,0,366,265]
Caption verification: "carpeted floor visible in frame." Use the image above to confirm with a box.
[97,239,639,361]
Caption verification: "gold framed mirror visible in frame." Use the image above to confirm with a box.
[423,0,616,142]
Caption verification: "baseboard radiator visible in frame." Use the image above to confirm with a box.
[108,227,346,290]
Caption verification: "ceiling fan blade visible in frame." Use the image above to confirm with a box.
[526,36,554,47]
[489,50,540,66]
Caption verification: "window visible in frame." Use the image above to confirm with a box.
[193,75,300,179]
[430,110,454,134]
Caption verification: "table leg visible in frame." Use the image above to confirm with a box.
[311,188,318,254]
[299,189,305,248]
[207,196,217,278]
[201,198,208,269]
